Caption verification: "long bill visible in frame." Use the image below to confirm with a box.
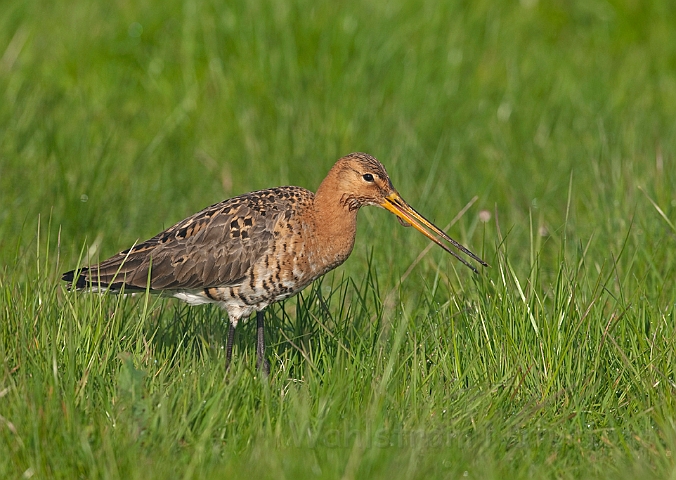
[381,193,489,274]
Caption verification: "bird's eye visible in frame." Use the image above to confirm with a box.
[362,173,374,182]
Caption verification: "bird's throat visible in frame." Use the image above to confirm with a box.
[311,176,359,272]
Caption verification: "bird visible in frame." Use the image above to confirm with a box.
[62,152,487,375]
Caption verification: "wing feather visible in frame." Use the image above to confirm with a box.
[63,187,314,292]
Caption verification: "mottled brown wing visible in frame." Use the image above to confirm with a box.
[62,187,314,292]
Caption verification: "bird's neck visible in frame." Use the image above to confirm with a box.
[310,172,359,270]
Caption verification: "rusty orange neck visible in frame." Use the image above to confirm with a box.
[310,165,359,270]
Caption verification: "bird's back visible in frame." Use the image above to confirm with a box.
[63,186,316,295]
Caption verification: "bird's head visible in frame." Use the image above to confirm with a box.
[323,152,488,273]
[330,152,397,211]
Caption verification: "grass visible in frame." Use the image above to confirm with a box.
[2,0,676,478]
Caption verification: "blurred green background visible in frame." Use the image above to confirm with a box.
[2,0,674,282]
[1,0,676,478]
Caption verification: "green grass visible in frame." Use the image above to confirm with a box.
[2,0,676,478]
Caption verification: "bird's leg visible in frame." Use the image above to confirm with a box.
[225,320,236,372]
[256,310,270,376]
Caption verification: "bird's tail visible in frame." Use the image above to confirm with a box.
[61,266,148,293]
[61,268,90,290]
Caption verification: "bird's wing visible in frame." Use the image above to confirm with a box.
[63,187,314,292]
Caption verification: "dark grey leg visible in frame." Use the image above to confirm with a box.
[225,321,236,372]
[256,310,270,376]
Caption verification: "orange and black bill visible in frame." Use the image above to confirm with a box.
[381,193,489,274]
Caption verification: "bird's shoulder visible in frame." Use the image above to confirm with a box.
[149,186,315,247]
